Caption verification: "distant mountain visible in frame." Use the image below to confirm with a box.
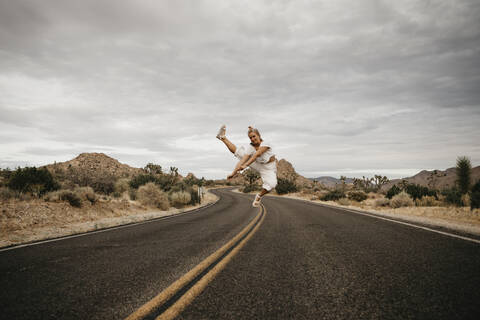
[381,166,480,191]
[309,176,354,188]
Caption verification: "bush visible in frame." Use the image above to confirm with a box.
[441,188,462,206]
[0,187,15,201]
[386,185,401,199]
[337,198,351,206]
[275,178,298,195]
[471,181,480,210]
[129,174,157,189]
[404,183,436,201]
[114,178,130,195]
[347,191,367,202]
[242,184,261,193]
[374,198,390,207]
[74,186,97,204]
[46,190,83,207]
[137,182,170,210]
[390,191,414,208]
[415,195,437,207]
[63,167,116,194]
[321,189,345,201]
[129,188,137,201]
[7,167,59,196]
[170,191,192,208]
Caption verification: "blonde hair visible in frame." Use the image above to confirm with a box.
[248,126,263,142]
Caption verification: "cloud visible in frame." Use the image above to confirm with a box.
[0,0,479,179]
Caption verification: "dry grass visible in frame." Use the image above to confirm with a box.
[390,191,414,208]
[276,192,480,233]
[0,188,219,248]
[137,182,170,210]
[170,191,191,208]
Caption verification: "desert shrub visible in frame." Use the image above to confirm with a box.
[321,189,345,201]
[243,184,261,193]
[7,167,59,196]
[374,198,390,207]
[128,188,137,201]
[471,181,480,210]
[170,191,192,208]
[461,194,471,207]
[0,187,15,201]
[63,167,116,194]
[390,191,414,208]
[170,181,189,193]
[114,178,130,195]
[415,195,437,207]
[347,191,367,202]
[0,168,13,187]
[74,186,97,204]
[276,178,298,195]
[46,190,83,207]
[137,182,170,210]
[404,183,436,200]
[386,185,401,199]
[129,174,157,189]
[337,198,350,206]
[441,188,462,206]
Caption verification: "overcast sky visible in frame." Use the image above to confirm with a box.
[1,0,479,180]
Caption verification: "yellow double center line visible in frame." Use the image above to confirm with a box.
[125,204,266,320]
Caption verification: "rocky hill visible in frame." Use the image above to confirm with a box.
[45,153,143,178]
[381,166,480,191]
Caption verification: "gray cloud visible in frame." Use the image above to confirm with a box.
[1,0,479,179]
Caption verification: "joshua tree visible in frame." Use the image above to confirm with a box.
[456,156,472,195]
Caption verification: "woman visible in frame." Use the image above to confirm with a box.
[217,125,277,207]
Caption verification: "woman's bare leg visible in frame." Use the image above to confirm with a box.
[259,188,269,197]
[220,137,237,154]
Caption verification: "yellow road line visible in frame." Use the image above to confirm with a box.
[125,205,266,320]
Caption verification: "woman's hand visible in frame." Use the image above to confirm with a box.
[239,164,247,171]
[227,171,238,179]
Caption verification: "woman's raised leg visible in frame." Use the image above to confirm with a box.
[216,125,237,154]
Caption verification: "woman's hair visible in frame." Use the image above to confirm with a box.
[248,126,263,142]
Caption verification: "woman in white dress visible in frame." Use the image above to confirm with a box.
[217,125,277,207]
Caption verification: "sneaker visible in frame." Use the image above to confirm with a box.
[252,193,262,207]
[216,125,226,140]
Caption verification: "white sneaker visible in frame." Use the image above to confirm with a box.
[252,193,262,207]
[216,125,226,140]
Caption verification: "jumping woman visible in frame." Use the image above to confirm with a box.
[216,125,278,207]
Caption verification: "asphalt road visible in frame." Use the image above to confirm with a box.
[1,188,480,319]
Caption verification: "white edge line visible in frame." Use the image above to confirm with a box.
[0,199,219,253]
[266,194,480,245]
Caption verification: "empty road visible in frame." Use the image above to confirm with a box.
[1,188,480,319]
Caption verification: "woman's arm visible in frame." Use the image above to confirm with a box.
[227,154,251,179]
[240,146,269,170]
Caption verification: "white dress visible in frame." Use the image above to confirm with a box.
[233,141,277,191]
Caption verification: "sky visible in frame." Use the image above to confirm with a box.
[1,0,479,180]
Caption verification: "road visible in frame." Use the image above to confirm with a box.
[1,188,480,319]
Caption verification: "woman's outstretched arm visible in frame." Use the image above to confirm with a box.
[239,146,269,170]
[227,154,251,179]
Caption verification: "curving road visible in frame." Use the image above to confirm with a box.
[1,188,480,319]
